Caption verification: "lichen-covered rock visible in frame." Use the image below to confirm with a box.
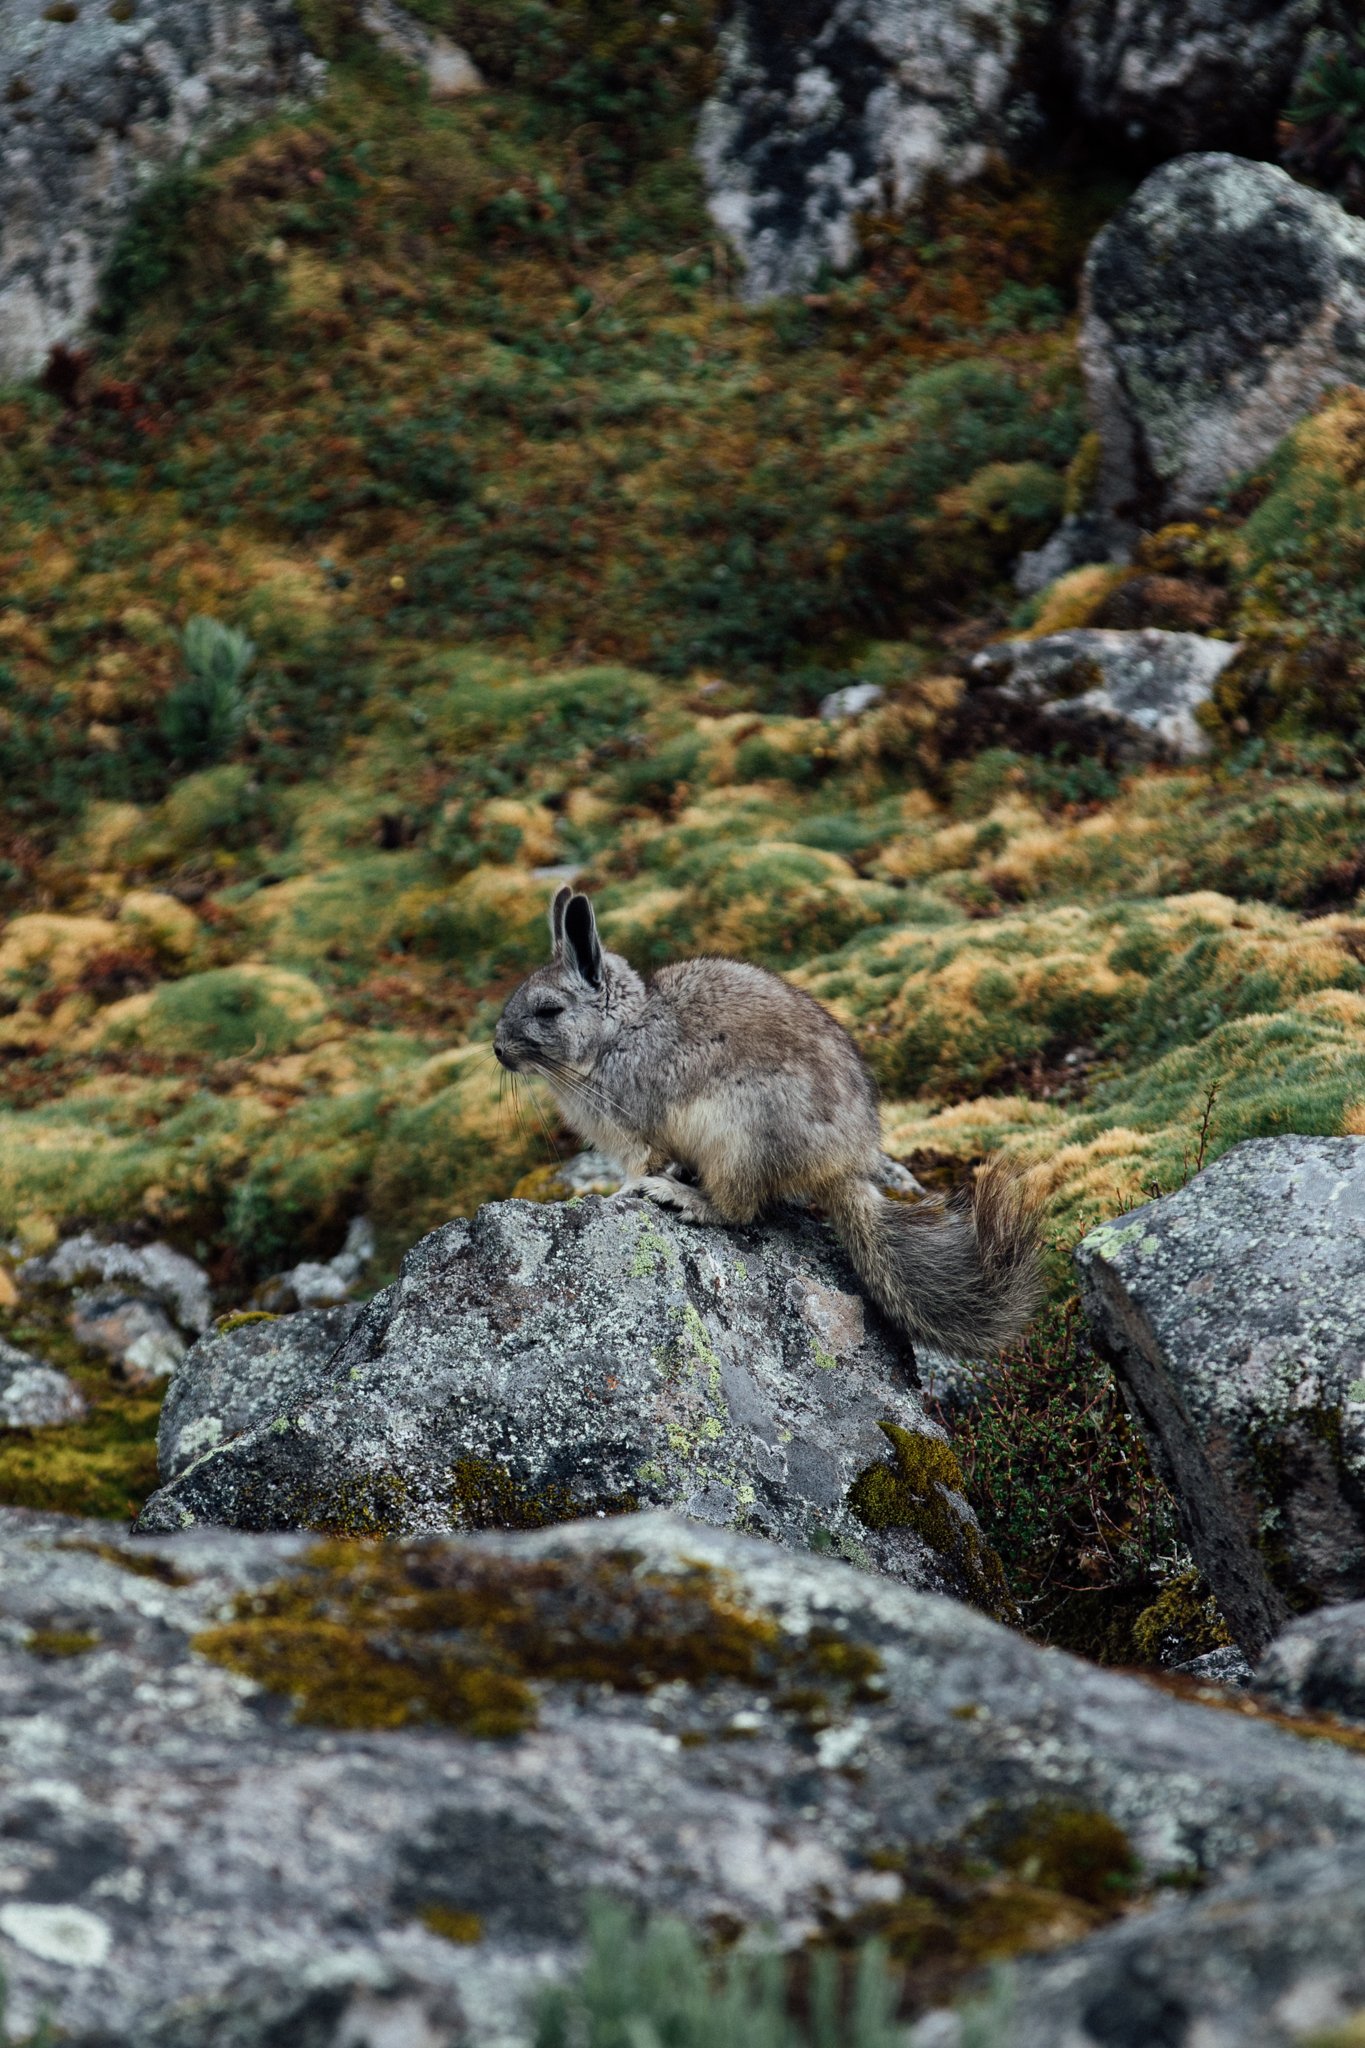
[0,0,323,384]
[1074,1137,1365,1656]
[971,626,1240,762]
[1062,0,1339,158]
[157,1305,364,1480]
[1257,1601,1365,1724]
[1081,153,1365,525]
[137,1195,1004,1611]
[912,1842,1365,2048]
[696,0,1050,300]
[8,1506,1365,2045]
[0,1341,86,1428]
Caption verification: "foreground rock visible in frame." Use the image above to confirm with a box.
[139,1195,1004,1610]
[0,0,322,385]
[1258,1601,1365,1725]
[696,0,1050,300]
[1075,1136,1365,1656]
[7,1507,1365,2045]
[1082,153,1365,526]
[914,1842,1365,2048]
[972,626,1239,762]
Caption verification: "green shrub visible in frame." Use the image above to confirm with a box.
[533,1900,907,2048]
[160,617,255,767]
[938,1298,1179,1662]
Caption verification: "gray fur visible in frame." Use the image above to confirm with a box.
[494,891,1040,1358]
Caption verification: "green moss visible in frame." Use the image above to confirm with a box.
[990,1804,1137,1908]
[449,1454,636,1531]
[1132,1568,1232,1667]
[55,1536,192,1585]
[822,1809,1137,2014]
[25,1627,100,1658]
[847,1422,1015,1623]
[419,1905,484,1945]
[0,1394,161,1521]
[194,1539,883,1736]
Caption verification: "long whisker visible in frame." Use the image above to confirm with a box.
[535,1056,632,1126]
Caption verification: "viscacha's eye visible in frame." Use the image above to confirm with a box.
[534,1001,565,1020]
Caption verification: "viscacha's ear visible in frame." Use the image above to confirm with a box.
[563,892,603,988]
[549,883,572,958]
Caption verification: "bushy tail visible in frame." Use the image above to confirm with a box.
[826,1159,1040,1358]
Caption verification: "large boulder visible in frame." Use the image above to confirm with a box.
[1081,153,1365,526]
[8,1505,1365,2044]
[0,0,323,385]
[971,626,1240,763]
[1061,0,1340,158]
[695,0,1051,301]
[137,1194,1008,1612]
[1074,1137,1365,1657]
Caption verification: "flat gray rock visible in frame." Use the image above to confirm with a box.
[0,1340,86,1428]
[1075,1137,1365,1655]
[972,627,1240,762]
[138,1196,1005,1610]
[1081,153,1365,525]
[1258,1600,1365,1724]
[0,0,323,384]
[157,1305,365,1479]
[6,1507,1365,2045]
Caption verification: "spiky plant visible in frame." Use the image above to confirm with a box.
[160,615,254,766]
[532,1902,912,2048]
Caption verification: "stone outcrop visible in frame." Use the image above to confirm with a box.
[971,626,1240,762]
[21,1232,211,1336]
[695,0,1051,301]
[137,1193,1006,1611]
[696,5,1343,302]
[1075,1136,1365,1656]
[0,0,323,385]
[1257,1601,1365,1724]
[8,1505,1365,2045]
[1081,152,1365,526]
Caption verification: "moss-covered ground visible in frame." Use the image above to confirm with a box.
[1,4,1363,1652]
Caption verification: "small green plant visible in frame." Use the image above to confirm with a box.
[0,1969,55,2048]
[1285,33,1365,197]
[533,1901,908,2048]
[160,616,255,766]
